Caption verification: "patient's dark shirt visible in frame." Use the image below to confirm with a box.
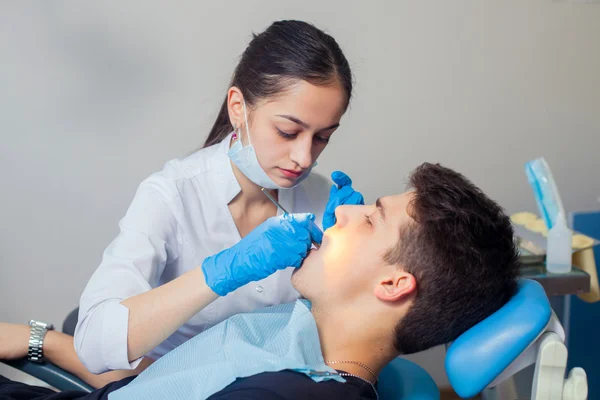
[0,370,377,400]
[207,370,377,400]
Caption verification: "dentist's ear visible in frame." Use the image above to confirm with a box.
[374,271,416,302]
[227,87,245,131]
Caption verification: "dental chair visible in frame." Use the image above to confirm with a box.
[1,279,587,399]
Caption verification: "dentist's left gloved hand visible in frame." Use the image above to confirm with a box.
[323,171,364,230]
[202,213,322,296]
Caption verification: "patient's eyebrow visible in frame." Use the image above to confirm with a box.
[376,197,386,222]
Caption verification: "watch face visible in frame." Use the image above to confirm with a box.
[29,320,53,330]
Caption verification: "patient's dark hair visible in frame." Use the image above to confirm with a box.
[386,163,519,355]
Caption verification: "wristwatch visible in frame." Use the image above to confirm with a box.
[27,320,54,363]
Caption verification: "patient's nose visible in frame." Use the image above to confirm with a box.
[333,204,362,228]
[333,206,348,228]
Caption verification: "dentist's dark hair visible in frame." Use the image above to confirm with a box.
[203,20,353,148]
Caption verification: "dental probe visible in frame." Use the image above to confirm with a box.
[261,188,322,249]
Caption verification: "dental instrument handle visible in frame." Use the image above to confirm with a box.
[261,188,321,249]
[261,188,290,214]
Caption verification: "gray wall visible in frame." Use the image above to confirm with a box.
[1,1,599,387]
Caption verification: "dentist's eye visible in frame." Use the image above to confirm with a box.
[276,128,297,139]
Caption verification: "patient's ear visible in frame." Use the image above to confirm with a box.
[374,271,416,302]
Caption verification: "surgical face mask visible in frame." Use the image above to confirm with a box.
[227,101,315,190]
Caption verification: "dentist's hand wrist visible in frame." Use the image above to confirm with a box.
[201,254,230,297]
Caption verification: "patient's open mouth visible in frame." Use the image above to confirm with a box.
[309,236,327,252]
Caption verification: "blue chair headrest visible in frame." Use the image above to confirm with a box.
[445,279,551,398]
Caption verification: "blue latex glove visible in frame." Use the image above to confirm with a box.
[202,213,322,296]
[322,171,365,231]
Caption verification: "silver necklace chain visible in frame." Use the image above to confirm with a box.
[325,360,378,400]
[325,360,377,381]
[337,372,379,400]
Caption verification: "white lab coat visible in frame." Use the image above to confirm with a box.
[74,133,331,374]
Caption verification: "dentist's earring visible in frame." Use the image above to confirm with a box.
[232,124,239,140]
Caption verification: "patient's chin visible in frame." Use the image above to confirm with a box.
[291,250,319,290]
[299,249,319,269]
[290,268,303,292]
[291,257,311,286]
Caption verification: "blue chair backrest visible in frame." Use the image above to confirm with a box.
[445,279,552,398]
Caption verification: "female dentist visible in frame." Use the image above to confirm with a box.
[72,20,364,376]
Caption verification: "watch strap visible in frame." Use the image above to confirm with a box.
[27,320,54,363]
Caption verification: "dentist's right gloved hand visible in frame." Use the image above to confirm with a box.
[202,213,322,296]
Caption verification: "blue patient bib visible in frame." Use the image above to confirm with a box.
[109,300,344,400]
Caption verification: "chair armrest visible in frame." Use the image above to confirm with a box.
[1,358,94,393]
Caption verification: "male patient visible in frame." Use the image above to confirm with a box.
[0,163,519,400]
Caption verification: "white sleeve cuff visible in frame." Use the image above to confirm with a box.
[101,301,143,371]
